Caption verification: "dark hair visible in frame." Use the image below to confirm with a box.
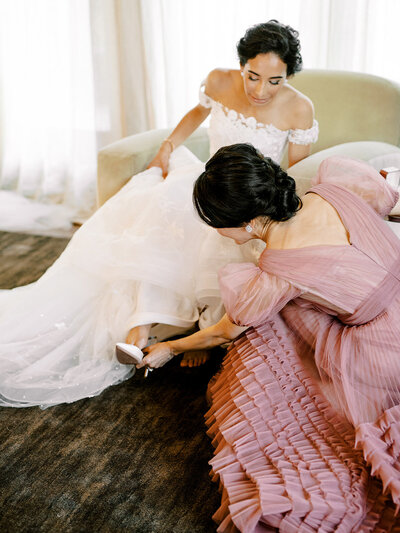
[237,20,302,77]
[193,143,301,228]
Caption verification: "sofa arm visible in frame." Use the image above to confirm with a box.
[97,127,209,206]
[288,141,400,197]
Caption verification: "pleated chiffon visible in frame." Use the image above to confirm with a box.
[206,319,400,532]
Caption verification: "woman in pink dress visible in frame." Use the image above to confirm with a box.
[137,144,400,531]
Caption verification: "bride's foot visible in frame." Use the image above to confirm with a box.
[125,324,152,350]
[180,350,210,368]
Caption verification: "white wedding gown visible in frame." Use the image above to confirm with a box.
[0,86,319,408]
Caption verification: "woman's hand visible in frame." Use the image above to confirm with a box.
[137,341,175,369]
[146,103,210,178]
[147,142,173,178]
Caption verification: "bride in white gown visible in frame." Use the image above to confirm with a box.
[0,20,318,408]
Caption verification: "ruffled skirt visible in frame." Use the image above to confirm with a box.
[206,314,400,532]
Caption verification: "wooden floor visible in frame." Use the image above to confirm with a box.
[0,231,69,289]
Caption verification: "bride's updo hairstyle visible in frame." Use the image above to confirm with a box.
[193,143,301,229]
[237,20,302,77]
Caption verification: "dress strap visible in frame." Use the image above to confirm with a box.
[199,80,213,109]
[288,120,319,145]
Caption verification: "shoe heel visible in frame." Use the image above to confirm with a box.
[116,346,135,364]
[115,343,144,365]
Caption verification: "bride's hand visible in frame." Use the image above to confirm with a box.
[137,341,175,369]
[147,143,172,178]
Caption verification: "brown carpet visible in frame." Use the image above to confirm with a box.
[0,231,220,533]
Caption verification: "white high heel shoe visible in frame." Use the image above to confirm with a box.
[115,343,144,365]
[115,342,154,377]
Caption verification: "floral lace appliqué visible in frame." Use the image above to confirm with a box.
[199,81,319,164]
[288,121,319,145]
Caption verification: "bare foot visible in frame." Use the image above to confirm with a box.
[180,350,210,368]
[125,324,152,350]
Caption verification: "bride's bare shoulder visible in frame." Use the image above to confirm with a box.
[282,84,315,129]
[204,69,239,99]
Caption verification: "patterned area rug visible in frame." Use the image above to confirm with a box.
[0,231,220,533]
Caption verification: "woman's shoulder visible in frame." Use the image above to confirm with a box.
[203,69,240,100]
[281,84,315,129]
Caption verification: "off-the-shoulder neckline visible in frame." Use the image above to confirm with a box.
[202,85,318,133]
[213,100,290,133]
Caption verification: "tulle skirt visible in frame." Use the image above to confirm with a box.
[0,147,261,408]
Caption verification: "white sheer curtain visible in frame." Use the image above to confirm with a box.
[0,0,150,232]
[0,0,99,213]
[0,0,398,233]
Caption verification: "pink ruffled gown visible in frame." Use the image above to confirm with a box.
[206,157,400,532]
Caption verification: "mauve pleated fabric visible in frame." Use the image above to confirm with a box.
[206,157,400,532]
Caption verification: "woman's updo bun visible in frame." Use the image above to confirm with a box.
[193,143,302,229]
[271,168,300,221]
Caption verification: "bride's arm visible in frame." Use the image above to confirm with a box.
[148,69,227,177]
[147,104,211,177]
[288,143,312,167]
[137,314,247,369]
[287,94,316,167]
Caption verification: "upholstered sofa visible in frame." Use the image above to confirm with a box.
[97,69,400,206]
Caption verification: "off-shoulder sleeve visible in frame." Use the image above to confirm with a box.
[312,156,399,216]
[219,262,303,328]
[288,120,319,145]
[199,81,213,109]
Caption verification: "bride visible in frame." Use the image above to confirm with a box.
[0,20,318,408]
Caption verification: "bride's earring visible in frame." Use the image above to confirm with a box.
[245,224,253,233]
[240,71,244,78]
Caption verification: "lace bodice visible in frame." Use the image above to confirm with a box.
[199,83,318,164]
